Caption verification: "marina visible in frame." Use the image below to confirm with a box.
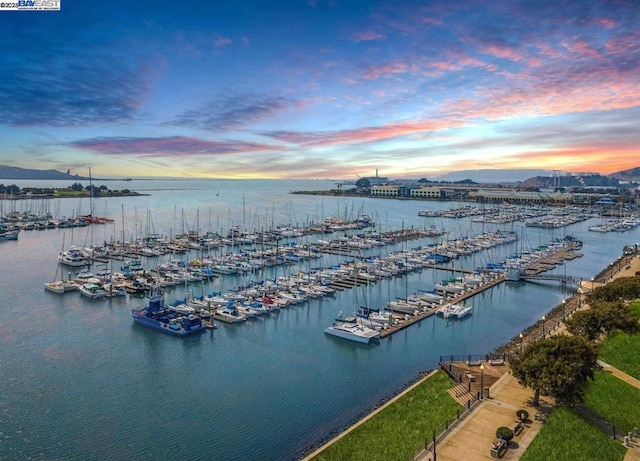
[1,178,639,461]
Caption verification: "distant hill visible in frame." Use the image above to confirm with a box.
[609,166,640,183]
[433,169,554,184]
[0,165,89,180]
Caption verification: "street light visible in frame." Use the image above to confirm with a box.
[542,315,546,337]
[591,277,594,292]
[519,333,524,352]
[562,299,566,318]
[480,363,484,400]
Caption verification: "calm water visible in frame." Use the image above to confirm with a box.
[1,179,639,460]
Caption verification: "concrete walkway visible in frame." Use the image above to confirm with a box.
[416,371,551,461]
[598,360,640,461]
[416,254,640,461]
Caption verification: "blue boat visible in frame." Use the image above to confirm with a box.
[131,286,205,336]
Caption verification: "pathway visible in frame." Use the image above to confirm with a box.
[416,253,640,461]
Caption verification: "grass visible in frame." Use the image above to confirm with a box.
[312,370,462,461]
[598,300,640,380]
[520,406,627,461]
[584,369,640,434]
[599,331,640,379]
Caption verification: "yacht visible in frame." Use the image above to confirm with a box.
[436,303,473,319]
[324,321,380,344]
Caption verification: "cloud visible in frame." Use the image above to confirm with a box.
[0,15,159,128]
[350,30,386,42]
[362,61,409,80]
[68,136,280,157]
[168,94,301,131]
[213,35,232,48]
[263,118,463,147]
[0,52,151,128]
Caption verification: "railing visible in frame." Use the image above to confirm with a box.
[412,398,482,460]
[439,353,507,365]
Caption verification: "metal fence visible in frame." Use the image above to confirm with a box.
[412,397,482,461]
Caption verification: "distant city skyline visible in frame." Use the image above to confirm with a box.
[1,1,638,179]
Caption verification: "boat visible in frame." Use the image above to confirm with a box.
[131,286,206,336]
[436,303,473,319]
[45,238,81,294]
[324,321,380,344]
[58,245,91,267]
[0,229,19,241]
[79,283,107,299]
[212,305,247,323]
[44,279,79,294]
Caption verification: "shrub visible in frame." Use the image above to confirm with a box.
[516,409,529,422]
[496,426,514,441]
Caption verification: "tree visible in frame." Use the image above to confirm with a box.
[510,335,598,407]
[355,177,371,189]
[567,299,639,341]
[588,277,640,303]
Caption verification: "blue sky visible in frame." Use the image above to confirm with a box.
[0,0,638,179]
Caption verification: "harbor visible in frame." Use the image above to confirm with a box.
[1,178,639,461]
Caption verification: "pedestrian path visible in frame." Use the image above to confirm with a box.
[597,360,640,461]
[416,371,552,461]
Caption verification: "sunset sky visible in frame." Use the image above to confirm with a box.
[0,0,638,179]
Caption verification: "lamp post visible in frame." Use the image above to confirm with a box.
[519,333,524,353]
[577,288,582,308]
[480,363,484,400]
[542,315,546,337]
[591,277,594,293]
[562,299,566,318]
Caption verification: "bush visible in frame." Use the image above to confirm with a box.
[496,426,514,441]
[516,409,529,422]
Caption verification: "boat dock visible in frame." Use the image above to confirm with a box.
[378,239,583,339]
[379,274,505,338]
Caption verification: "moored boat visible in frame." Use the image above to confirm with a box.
[436,303,473,319]
[131,286,206,336]
[79,283,106,299]
[44,279,80,294]
[324,321,380,344]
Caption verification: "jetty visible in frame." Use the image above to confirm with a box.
[377,237,583,339]
[380,274,505,338]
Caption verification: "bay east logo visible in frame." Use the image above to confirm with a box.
[0,0,60,10]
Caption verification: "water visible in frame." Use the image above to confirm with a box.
[1,179,639,460]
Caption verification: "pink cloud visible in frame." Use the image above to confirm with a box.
[480,44,525,62]
[363,61,408,80]
[420,16,442,26]
[351,30,387,42]
[264,118,465,147]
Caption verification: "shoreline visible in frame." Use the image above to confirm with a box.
[301,247,640,460]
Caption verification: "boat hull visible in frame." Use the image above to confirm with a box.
[131,312,205,336]
[324,323,380,344]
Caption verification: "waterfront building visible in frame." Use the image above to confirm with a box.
[469,189,572,204]
[410,186,448,199]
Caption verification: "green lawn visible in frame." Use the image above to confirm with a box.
[584,369,640,435]
[597,300,640,379]
[520,406,627,461]
[599,331,640,379]
[312,370,462,461]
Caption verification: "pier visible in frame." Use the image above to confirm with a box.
[378,238,583,339]
[380,275,505,338]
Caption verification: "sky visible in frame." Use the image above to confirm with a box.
[0,0,638,180]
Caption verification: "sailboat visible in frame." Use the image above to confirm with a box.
[45,233,80,293]
[325,263,381,343]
